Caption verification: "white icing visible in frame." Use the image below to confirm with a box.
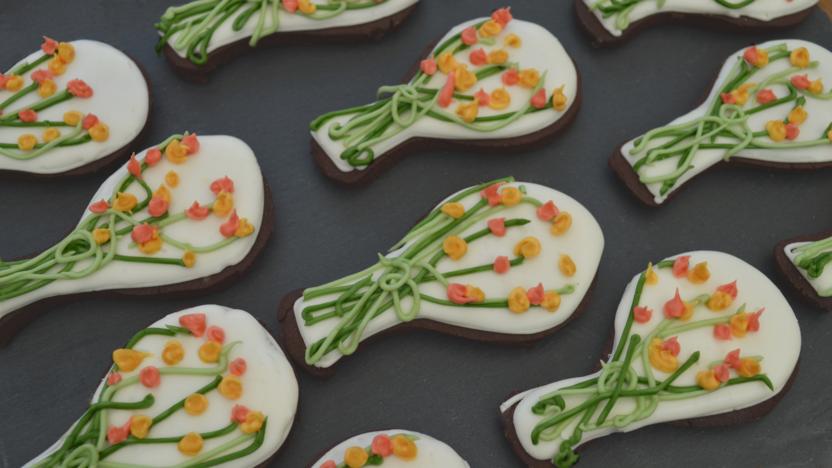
[26,305,298,467]
[293,181,604,368]
[0,40,149,174]
[583,0,817,36]
[620,39,832,205]
[165,0,419,58]
[312,18,579,173]
[312,430,468,468]
[502,251,801,462]
[0,135,265,321]
[785,240,832,296]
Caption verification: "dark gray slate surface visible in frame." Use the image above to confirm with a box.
[1,1,831,467]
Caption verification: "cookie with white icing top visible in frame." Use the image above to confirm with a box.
[775,230,832,310]
[576,0,817,46]
[0,38,150,176]
[501,251,800,467]
[155,0,419,81]
[310,430,468,468]
[310,8,581,184]
[0,134,272,344]
[278,177,603,376]
[25,305,298,467]
[610,39,832,206]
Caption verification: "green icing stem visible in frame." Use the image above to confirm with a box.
[528,255,775,467]
[792,236,832,295]
[594,0,762,30]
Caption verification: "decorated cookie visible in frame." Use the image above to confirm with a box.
[0,134,271,344]
[610,39,832,206]
[501,251,799,467]
[0,38,150,176]
[776,230,832,310]
[278,177,604,376]
[576,0,817,46]
[25,305,299,467]
[310,430,468,468]
[310,8,580,184]
[155,0,419,80]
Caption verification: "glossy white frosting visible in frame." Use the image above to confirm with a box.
[0,40,149,174]
[501,251,800,462]
[312,430,469,468]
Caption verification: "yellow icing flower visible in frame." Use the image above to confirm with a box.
[478,19,503,37]
[178,432,204,456]
[499,186,522,206]
[391,435,418,460]
[687,261,710,284]
[487,49,509,65]
[57,42,75,63]
[645,262,658,285]
[441,202,465,219]
[182,251,196,268]
[455,66,477,92]
[235,219,255,238]
[648,338,678,373]
[519,69,540,89]
[5,75,23,91]
[240,410,265,434]
[488,88,511,110]
[63,111,82,126]
[707,291,734,311]
[162,340,185,365]
[165,139,188,164]
[443,235,468,260]
[437,52,458,75]
[130,415,152,439]
[680,302,695,321]
[165,170,180,187]
[790,47,810,68]
[92,228,110,245]
[541,291,561,312]
[465,285,486,303]
[788,106,808,125]
[456,102,478,123]
[730,312,750,338]
[504,33,522,48]
[38,79,57,98]
[559,254,576,277]
[550,212,572,236]
[43,127,61,143]
[809,79,824,95]
[766,120,786,142]
[138,233,163,255]
[219,374,243,400]
[552,86,568,112]
[17,134,37,151]
[184,393,209,416]
[48,57,67,76]
[213,192,234,217]
[113,192,138,212]
[154,185,172,204]
[198,341,222,363]
[508,287,530,314]
[89,122,109,142]
[696,369,721,391]
[514,237,541,259]
[112,348,148,372]
[727,83,755,106]
[736,358,761,377]
[345,446,369,468]
[298,0,316,14]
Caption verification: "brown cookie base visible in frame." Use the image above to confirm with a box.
[161,4,418,83]
[775,230,832,311]
[501,361,798,466]
[0,178,275,346]
[574,0,814,47]
[277,272,596,378]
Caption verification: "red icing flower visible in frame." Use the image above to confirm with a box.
[475,88,490,106]
[713,363,731,383]
[18,109,37,123]
[320,461,337,468]
[742,46,763,66]
[487,217,506,236]
[720,92,736,105]
[186,201,211,220]
[785,123,800,140]
[633,306,652,324]
[502,69,519,86]
[67,79,93,98]
[461,26,478,46]
[0,74,7,89]
[82,113,99,130]
[139,366,160,388]
[220,210,240,237]
[531,89,548,109]
[420,58,437,76]
[492,7,513,26]
[672,255,690,278]
[89,199,109,213]
[469,48,488,66]
[182,133,200,154]
[107,421,130,445]
[30,69,53,84]
[663,289,685,319]
[130,224,155,244]
[791,74,811,90]
[438,73,456,108]
[724,349,741,369]
[493,255,510,274]
[526,283,545,306]
[231,404,250,423]
[714,323,732,340]
[179,313,206,337]
[127,153,142,179]
[107,372,122,385]
[480,182,503,206]
[717,280,738,299]
[447,283,475,304]
[536,201,559,221]
[41,36,58,55]
[206,326,226,344]
[145,148,162,166]
[747,308,764,332]
[372,434,393,457]
[210,176,235,195]
[756,89,776,104]
[148,196,169,217]
[660,336,680,356]
[230,358,247,376]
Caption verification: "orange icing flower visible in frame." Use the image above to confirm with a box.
[392,435,418,459]
[162,340,185,365]
[437,52,458,75]
[17,134,37,151]
[441,202,465,219]
[456,102,479,123]
[508,287,530,313]
[790,47,810,68]
[550,212,572,236]
[219,374,243,400]
[809,79,824,95]
[443,235,468,260]
[184,393,209,416]
[742,46,768,68]
[165,139,189,164]
[514,237,541,259]
[648,337,679,373]
[696,369,721,391]
[454,66,477,92]
[130,415,152,439]
[213,192,234,217]
[344,447,368,468]
[298,0,316,14]
[165,170,180,187]
[552,86,568,112]
[766,120,786,142]
[687,261,710,284]
[152,184,170,202]
[541,291,561,312]
[730,312,751,338]
[57,42,75,63]
[48,57,66,75]
[479,19,503,37]
[183,251,196,268]
[504,33,522,48]
[112,348,148,372]
[198,341,223,363]
[38,79,57,98]
[488,87,511,110]
[559,254,576,277]
[736,358,761,377]
[645,262,658,285]
[235,218,255,238]
[519,69,540,89]
[708,281,737,311]
[178,432,204,456]
[67,79,93,98]
[89,122,109,142]
[487,49,509,65]
[788,106,808,125]
[92,228,110,245]
[63,111,82,126]
[240,411,265,434]
[500,186,522,206]
[137,228,162,255]
[5,75,23,91]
